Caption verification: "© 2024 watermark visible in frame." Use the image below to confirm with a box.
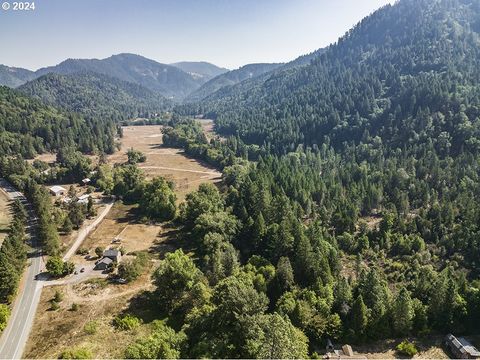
[1,2,35,11]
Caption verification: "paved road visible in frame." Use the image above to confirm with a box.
[0,179,44,360]
[0,180,114,359]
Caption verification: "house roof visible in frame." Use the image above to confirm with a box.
[49,185,66,193]
[98,257,113,265]
[446,334,480,357]
[104,249,120,257]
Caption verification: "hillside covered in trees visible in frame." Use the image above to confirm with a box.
[19,72,172,120]
[154,0,480,355]
[0,86,116,158]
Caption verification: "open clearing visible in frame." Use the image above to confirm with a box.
[26,201,180,358]
[0,187,12,245]
[109,125,222,201]
[25,124,221,357]
[24,274,156,359]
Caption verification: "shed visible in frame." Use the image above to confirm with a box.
[77,194,90,204]
[49,185,67,196]
[95,257,113,271]
[82,178,91,185]
[445,334,480,359]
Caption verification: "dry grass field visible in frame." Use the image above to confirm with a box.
[0,188,12,245]
[25,124,221,357]
[69,202,166,263]
[109,125,221,202]
[352,337,449,359]
[24,273,156,359]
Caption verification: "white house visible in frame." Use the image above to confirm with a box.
[77,194,90,204]
[49,185,67,197]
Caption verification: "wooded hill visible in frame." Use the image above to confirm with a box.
[19,72,172,121]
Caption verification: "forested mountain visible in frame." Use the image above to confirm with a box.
[162,0,480,351]
[34,53,204,100]
[171,61,229,81]
[0,65,36,88]
[187,0,480,153]
[0,86,116,157]
[186,63,283,102]
[18,72,172,120]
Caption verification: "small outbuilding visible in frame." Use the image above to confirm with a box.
[95,257,113,271]
[324,342,367,360]
[82,178,91,186]
[77,194,90,204]
[445,334,480,359]
[49,185,67,197]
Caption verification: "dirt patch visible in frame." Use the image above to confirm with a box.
[109,125,222,201]
[0,188,12,245]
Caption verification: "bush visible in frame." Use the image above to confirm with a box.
[76,248,89,256]
[50,301,60,311]
[113,314,142,331]
[59,347,93,359]
[396,340,418,357]
[84,320,98,335]
[0,304,10,331]
[54,290,64,303]
[70,303,79,311]
[95,247,104,258]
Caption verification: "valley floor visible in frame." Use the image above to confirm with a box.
[24,125,220,358]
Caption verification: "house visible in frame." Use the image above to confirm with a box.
[445,334,480,359]
[82,178,91,186]
[77,194,90,204]
[95,257,113,271]
[103,248,121,263]
[49,185,67,197]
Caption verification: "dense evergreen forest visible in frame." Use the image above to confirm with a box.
[0,86,117,158]
[1,0,480,357]
[150,0,480,356]
[19,72,172,121]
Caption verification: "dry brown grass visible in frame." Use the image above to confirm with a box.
[24,271,156,359]
[0,188,12,245]
[108,125,221,201]
[351,337,449,359]
[70,202,165,263]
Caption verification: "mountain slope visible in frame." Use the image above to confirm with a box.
[171,61,229,81]
[195,0,480,155]
[0,86,116,157]
[35,53,204,100]
[0,65,36,88]
[186,63,283,102]
[19,72,172,120]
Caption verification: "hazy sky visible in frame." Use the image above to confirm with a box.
[0,0,394,70]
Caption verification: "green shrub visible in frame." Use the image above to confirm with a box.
[396,340,418,357]
[76,248,89,256]
[54,290,64,303]
[70,303,79,311]
[58,346,93,359]
[0,304,10,331]
[50,301,60,311]
[84,320,98,335]
[113,314,142,331]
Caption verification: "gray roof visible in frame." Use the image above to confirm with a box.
[446,334,480,357]
[98,257,113,265]
[104,249,120,257]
